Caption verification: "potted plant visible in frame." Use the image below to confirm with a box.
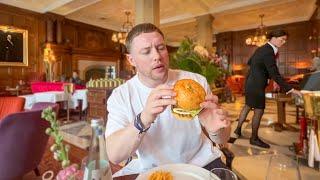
[170,38,225,87]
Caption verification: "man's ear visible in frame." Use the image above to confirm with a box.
[126,54,136,67]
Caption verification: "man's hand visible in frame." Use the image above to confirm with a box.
[141,84,176,128]
[273,81,280,92]
[199,94,230,133]
[291,89,303,98]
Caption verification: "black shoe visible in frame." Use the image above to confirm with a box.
[234,128,242,137]
[250,137,270,149]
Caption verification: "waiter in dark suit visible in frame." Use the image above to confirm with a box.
[234,29,302,148]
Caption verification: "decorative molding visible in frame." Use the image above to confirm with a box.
[53,0,102,16]
[42,0,74,13]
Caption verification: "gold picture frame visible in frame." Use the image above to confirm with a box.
[0,25,28,66]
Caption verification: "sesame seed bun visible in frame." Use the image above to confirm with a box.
[172,79,206,120]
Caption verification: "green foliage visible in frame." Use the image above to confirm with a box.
[42,107,70,168]
[170,38,225,84]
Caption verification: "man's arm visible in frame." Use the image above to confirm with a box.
[263,53,292,92]
[106,122,147,164]
[208,126,231,145]
[106,84,176,164]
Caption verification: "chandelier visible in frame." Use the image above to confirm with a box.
[112,11,133,44]
[245,14,268,47]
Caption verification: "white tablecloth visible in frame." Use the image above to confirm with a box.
[19,94,36,110]
[20,89,88,111]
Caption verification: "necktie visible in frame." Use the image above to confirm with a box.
[275,52,279,60]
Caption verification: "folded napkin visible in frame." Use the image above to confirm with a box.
[308,129,320,167]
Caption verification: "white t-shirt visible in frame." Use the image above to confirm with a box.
[106,69,222,175]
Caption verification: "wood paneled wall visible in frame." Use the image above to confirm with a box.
[0,3,46,90]
[216,21,317,76]
[0,3,120,91]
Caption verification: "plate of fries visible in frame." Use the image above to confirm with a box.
[136,163,220,180]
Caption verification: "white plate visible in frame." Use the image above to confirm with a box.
[136,163,220,180]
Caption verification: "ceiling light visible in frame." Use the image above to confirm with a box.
[111,11,133,45]
[245,14,268,47]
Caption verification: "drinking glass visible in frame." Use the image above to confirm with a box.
[266,154,301,180]
[210,168,238,180]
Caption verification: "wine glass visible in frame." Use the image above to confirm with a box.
[266,154,301,180]
[210,168,238,180]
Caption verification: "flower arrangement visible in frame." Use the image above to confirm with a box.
[56,164,83,180]
[42,107,83,180]
[42,107,70,168]
[170,38,225,85]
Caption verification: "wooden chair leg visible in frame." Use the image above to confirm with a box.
[34,167,40,176]
[78,99,83,121]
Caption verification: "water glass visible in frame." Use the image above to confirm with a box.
[210,168,238,180]
[266,154,301,180]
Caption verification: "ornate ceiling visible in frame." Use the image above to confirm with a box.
[0,0,317,46]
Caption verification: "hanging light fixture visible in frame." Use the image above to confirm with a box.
[245,14,268,47]
[112,11,133,44]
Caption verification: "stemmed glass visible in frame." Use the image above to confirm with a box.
[210,168,238,180]
[266,154,301,180]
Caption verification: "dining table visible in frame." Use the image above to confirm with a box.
[265,92,298,132]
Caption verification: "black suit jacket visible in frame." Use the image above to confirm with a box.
[245,43,292,93]
[245,43,291,109]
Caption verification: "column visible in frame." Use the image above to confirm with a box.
[196,14,214,49]
[56,20,62,44]
[135,0,160,26]
[46,19,54,43]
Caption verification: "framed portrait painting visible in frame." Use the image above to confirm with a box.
[0,25,28,66]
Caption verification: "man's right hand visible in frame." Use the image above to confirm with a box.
[140,84,176,128]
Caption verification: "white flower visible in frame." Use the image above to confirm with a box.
[194,45,209,58]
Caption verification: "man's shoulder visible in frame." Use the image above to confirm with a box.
[109,77,136,97]
[258,43,274,54]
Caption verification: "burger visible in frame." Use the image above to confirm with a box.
[172,79,206,120]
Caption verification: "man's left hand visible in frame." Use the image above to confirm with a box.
[198,94,231,134]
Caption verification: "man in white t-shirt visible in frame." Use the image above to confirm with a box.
[105,23,231,175]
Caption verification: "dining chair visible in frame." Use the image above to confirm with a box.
[0,96,25,120]
[0,102,58,179]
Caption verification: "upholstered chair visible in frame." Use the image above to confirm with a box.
[0,97,25,120]
[0,102,58,179]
